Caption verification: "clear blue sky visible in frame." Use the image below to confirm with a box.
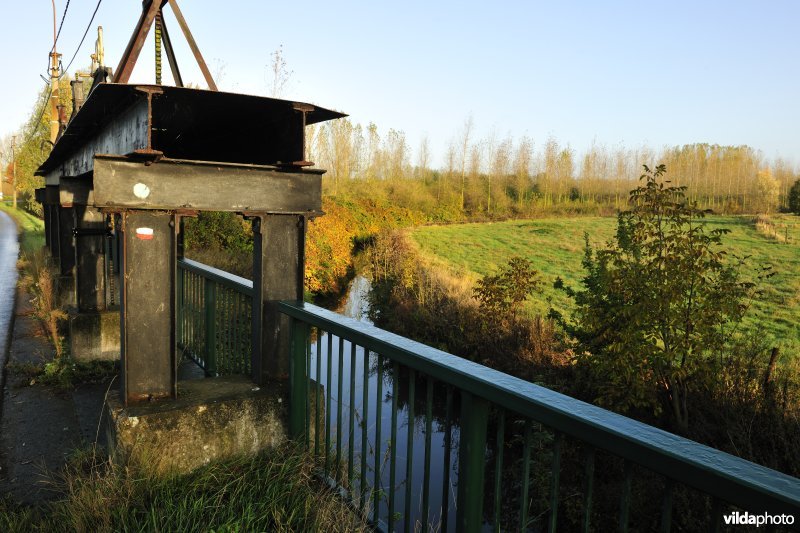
[1,1,798,167]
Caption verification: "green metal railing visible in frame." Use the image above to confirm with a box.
[280,300,800,532]
[173,259,800,531]
[177,258,252,376]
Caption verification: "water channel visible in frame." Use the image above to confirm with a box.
[0,210,20,369]
[314,275,465,532]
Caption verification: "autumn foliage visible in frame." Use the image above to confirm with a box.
[304,196,425,295]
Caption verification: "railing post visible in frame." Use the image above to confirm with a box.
[456,390,489,532]
[289,317,309,439]
[176,219,185,351]
[204,277,217,376]
[176,264,184,349]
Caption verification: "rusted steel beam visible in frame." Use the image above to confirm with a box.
[37,84,344,182]
[44,95,149,184]
[114,0,165,84]
[92,156,322,213]
[159,15,183,87]
[167,0,217,91]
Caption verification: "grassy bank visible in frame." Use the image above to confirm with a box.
[0,203,45,253]
[369,229,800,476]
[410,215,800,355]
[0,445,368,532]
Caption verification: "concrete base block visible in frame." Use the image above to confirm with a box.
[69,310,120,361]
[105,376,290,475]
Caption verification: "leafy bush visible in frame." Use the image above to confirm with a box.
[557,165,768,432]
[473,256,542,321]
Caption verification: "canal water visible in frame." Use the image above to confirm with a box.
[0,210,19,367]
[312,276,463,532]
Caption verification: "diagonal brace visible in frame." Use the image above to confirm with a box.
[167,0,218,91]
[114,0,165,84]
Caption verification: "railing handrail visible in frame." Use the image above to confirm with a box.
[278,299,800,517]
[179,258,254,296]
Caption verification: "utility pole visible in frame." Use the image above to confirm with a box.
[49,0,61,145]
[11,135,17,209]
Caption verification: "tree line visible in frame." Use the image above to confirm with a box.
[309,117,799,218]
[3,86,798,220]
[1,85,74,214]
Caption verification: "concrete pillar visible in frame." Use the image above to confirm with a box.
[69,205,119,361]
[57,206,76,276]
[74,205,107,312]
[118,210,177,404]
[45,185,60,262]
[251,214,306,384]
[54,205,77,309]
[43,203,52,249]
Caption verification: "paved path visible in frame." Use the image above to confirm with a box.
[0,213,111,505]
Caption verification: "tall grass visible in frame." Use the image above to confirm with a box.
[16,249,66,357]
[0,444,370,532]
[0,204,67,357]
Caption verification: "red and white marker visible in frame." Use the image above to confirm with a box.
[136,227,154,240]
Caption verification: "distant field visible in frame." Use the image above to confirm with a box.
[410,216,800,355]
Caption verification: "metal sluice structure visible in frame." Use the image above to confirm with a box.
[180,259,800,532]
[32,2,800,527]
[36,81,345,403]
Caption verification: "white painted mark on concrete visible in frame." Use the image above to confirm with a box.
[133,182,151,199]
[136,227,154,241]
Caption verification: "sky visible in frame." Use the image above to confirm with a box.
[0,0,798,167]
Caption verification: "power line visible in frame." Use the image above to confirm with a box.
[21,84,52,146]
[61,0,104,77]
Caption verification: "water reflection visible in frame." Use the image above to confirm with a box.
[316,275,460,532]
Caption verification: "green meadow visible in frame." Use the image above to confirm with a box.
[410,216,800,355]
[0,202,45,252]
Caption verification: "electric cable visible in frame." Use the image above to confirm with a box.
[21,84,53,146]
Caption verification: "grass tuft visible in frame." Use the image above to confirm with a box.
[1,444,369,532]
